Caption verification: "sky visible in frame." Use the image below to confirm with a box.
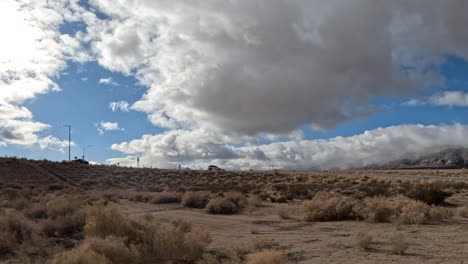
[2,0,468,170]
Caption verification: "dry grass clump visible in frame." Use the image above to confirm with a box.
[302,192,355,221]
[390,233,409,255]
[182,191,212,208]
[356,232,373,250]
[50,247,110,264]
[247,251,289,264]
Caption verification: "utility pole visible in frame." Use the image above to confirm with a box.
[64,125,71,161]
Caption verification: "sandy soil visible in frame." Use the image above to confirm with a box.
[121,199,468,264]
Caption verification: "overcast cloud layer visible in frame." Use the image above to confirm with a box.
[83,0,468,135]
[4,0,468,167]
[80,0,468,168]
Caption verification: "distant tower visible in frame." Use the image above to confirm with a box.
[137,157,140,168]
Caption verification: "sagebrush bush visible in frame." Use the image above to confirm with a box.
[46,196,82,219]
[404,181,451,205]
[84,203,137,241]
[354,196,394,223]
[0,211,33,255]
[182,191,211,208]
[41,210,86,237]
[206,198,239,214]
[247,251,288,264]
[223,192,249,208]
[84,237,138,264]
[355,196,452,224]
[302,192,355,221]
[82,203,211,262]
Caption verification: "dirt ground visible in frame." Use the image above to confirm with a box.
[121,195,468,264]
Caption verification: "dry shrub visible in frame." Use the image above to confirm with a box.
[356,232,373,250]
[41,211,86,237]
[182,191,211,208]
[457,204,468,217]
[41,196,85,237]
[50,247,110,264]
[139,219,211,262]
[83,203,211,262]
[355,196,452,224]
[277,208,292,219]
[248,195,263,207]
[149,192,182,204]
[206,198,239,214]
[83,237,138,264]
[302,192,355,221]
[84,203,137,241]
[390,233,409,255]
[224,192,249,208]
[0,211,33,255]
[11,197,30,210]
[404,181,451,205]
[247,251,288,264]
[354,196,394,223]
[25,203,47,219]
[46,196,81,219]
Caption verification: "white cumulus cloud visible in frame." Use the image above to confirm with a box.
[96,121,124,135]
[99,77,119,86]
[109,101,130,112]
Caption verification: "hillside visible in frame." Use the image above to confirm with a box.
[365,148,468,170]
[0,157,281,192]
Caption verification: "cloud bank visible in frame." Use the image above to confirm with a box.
[109,124,468,170]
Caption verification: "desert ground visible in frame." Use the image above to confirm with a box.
[1,157,468,263]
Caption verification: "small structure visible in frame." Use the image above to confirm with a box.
[72,158,89,164]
